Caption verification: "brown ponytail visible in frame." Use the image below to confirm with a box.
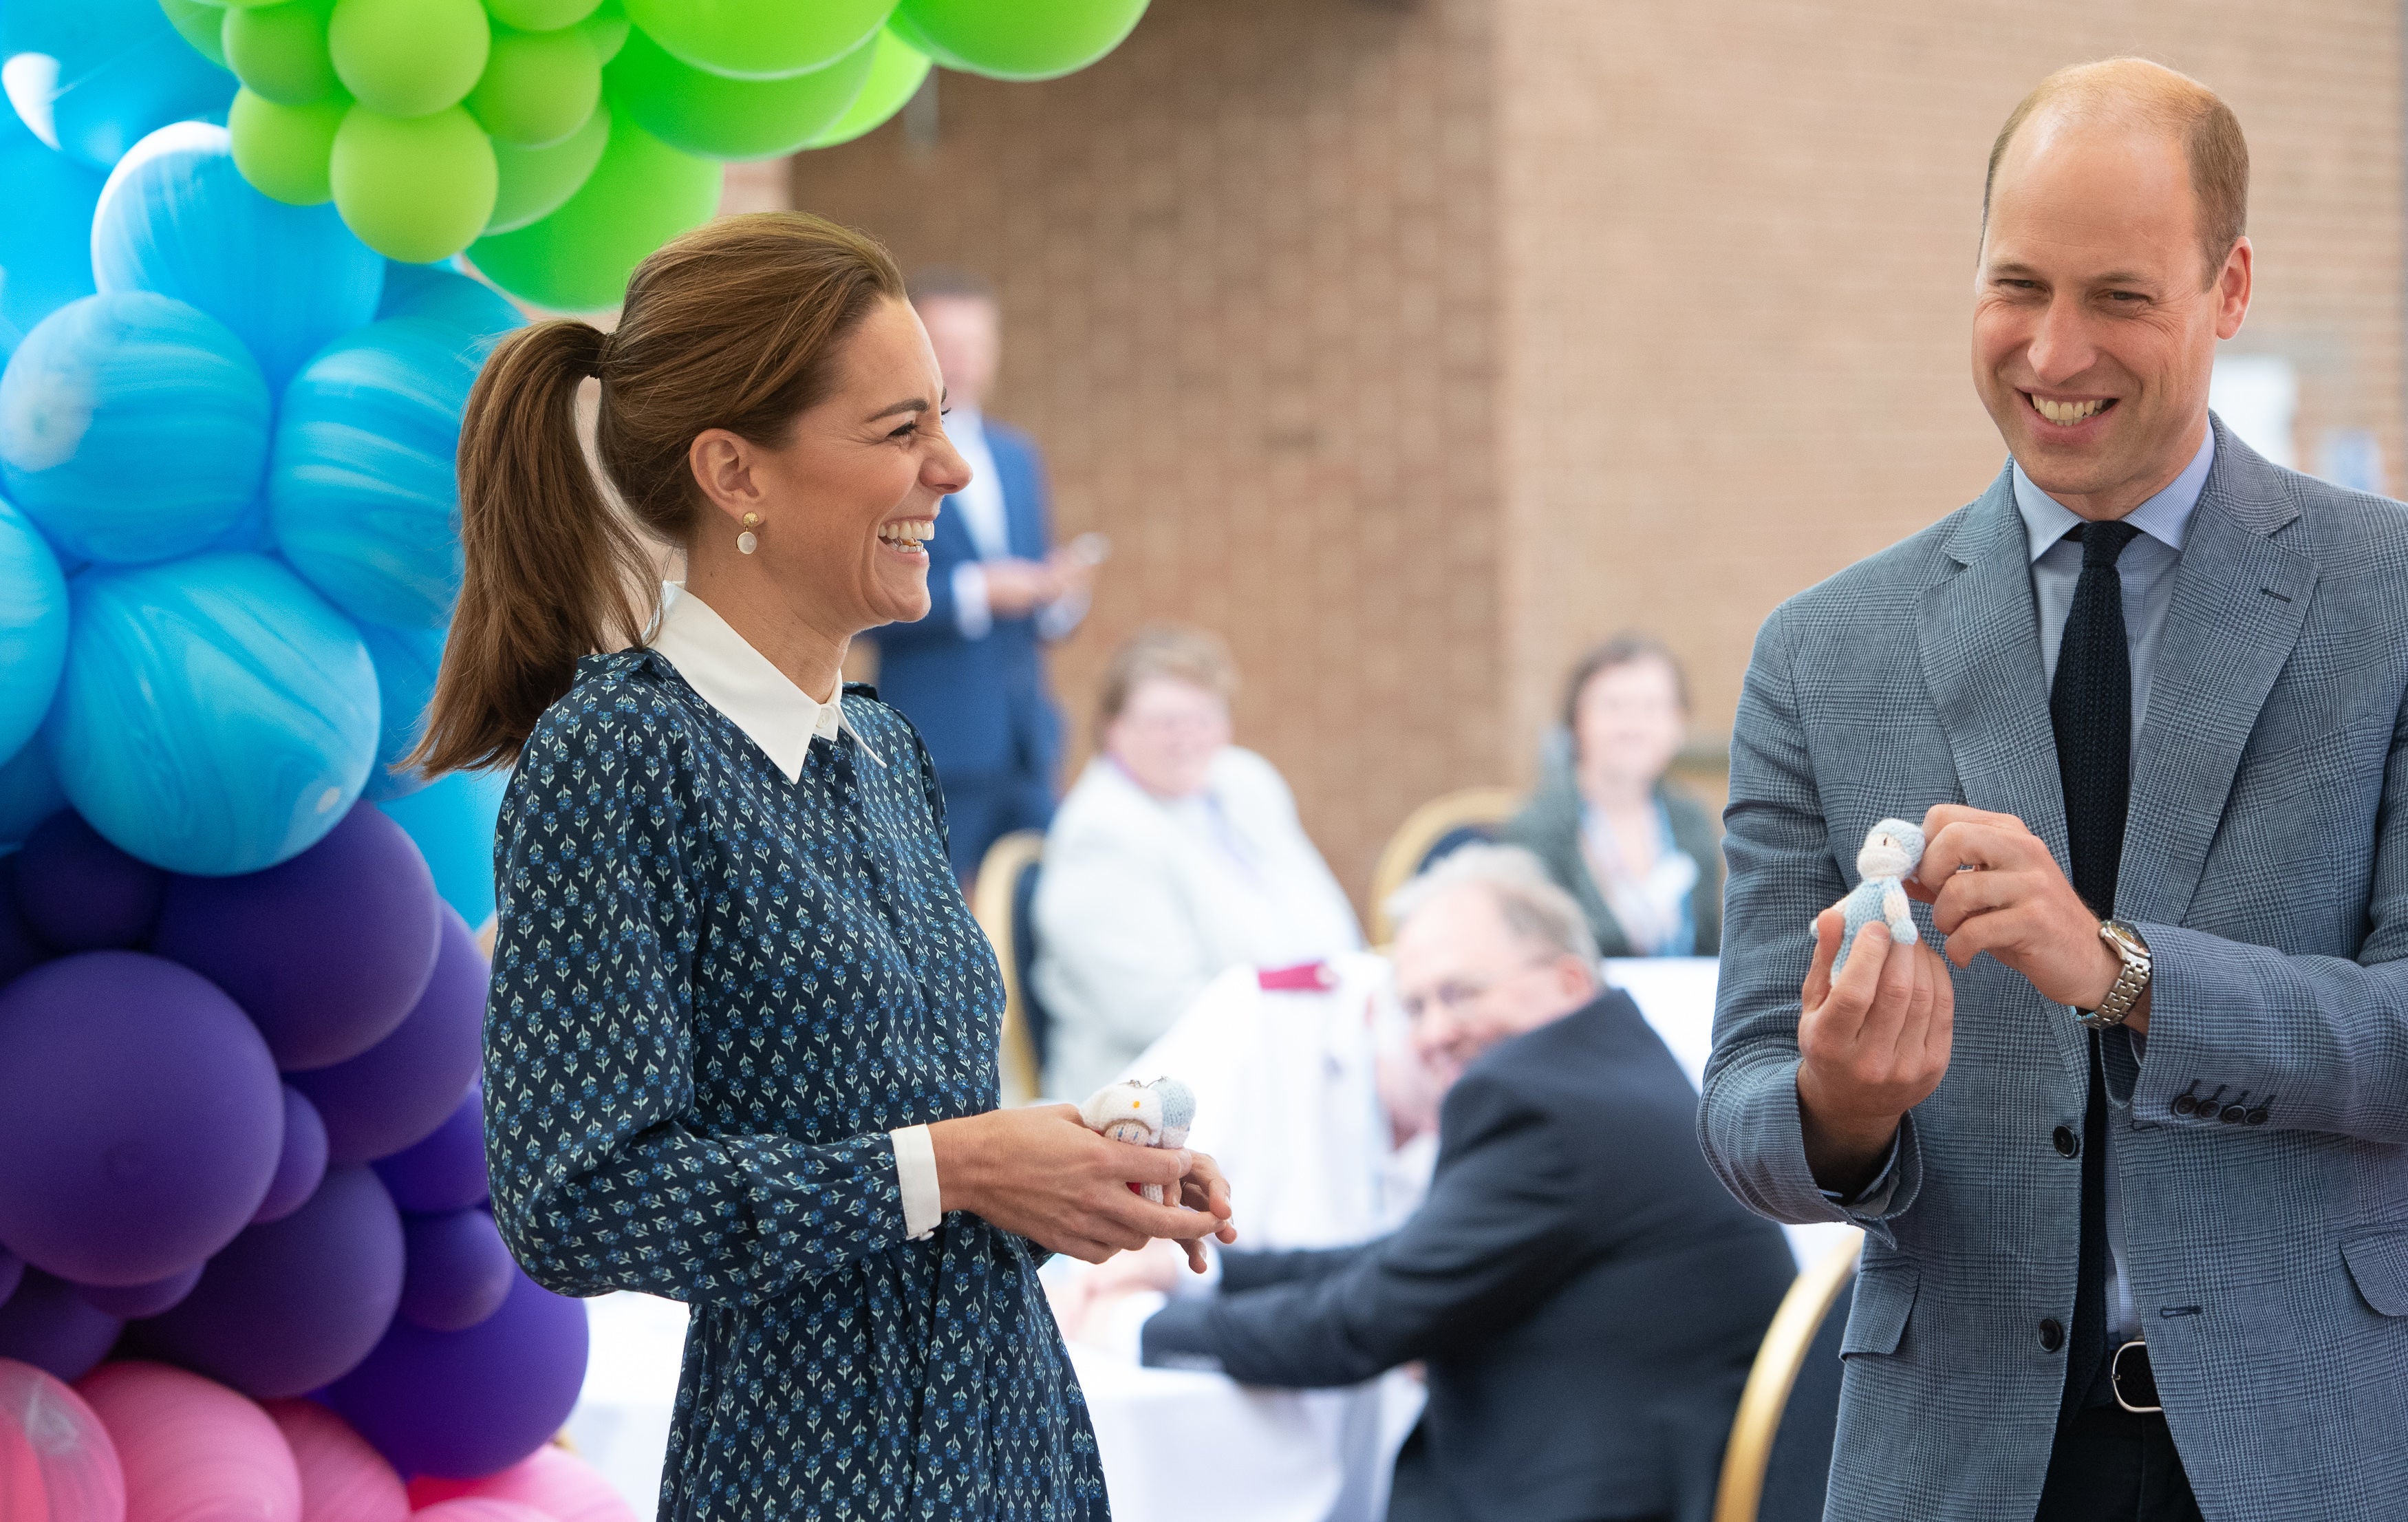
[412,211,907,774]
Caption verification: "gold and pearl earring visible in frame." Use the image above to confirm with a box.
[738,513,762,555]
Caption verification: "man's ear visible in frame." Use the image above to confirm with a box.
[689,427,761,521]
[1556,953,1600,1003]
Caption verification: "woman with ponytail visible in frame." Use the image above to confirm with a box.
[416,213,1234,1520]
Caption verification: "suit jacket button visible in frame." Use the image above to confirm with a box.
[2219,1104,2247,1124]
[2039,1318,2065,1352]
[2246,1106,2270,1125]
[2171,1095,2197,1116]
[2052,1126,2080,1157]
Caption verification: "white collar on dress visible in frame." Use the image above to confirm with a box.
[645,581,883,782]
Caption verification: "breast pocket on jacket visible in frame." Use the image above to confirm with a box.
[1840,1262,1920,1359]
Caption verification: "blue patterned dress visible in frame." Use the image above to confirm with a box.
[483,650,1108,1521]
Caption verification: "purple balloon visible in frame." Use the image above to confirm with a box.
[0,1248,21,1308]
[397,1208,513,1333]
[151,803,440,1071]
[75,1265,202,1318]
[373,1084,487,1214]
[0,857,45,989]
[290,905,484,1165]
[0,952,283,1285]
[134,1166,404,1399]
[0,1270,122,1382]
[253,1086,330,1225]
[329,1266,586,1479]
[12,809,166,952]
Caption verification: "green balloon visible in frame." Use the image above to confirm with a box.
[471,114,720,311]
[331,103,499,262]
[230,87,347,204]
[484,0,601,29]
[224,0,340,107]
[468,25,601,147]
[158,0,232,68]
[580,4,631,63]
[486,98,610,232]
[800,27,927,149]
[605,25,874,160]
[328,0,493,117]
[892,0,1146,82]
[621,0,894,81]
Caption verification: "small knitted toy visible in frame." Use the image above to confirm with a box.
[1832,818,1926,974]
[1080,1077,1197,1204]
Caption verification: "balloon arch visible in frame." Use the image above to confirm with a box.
[0,0,1148,1515]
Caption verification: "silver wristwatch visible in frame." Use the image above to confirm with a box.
[2079,920,2152,1030]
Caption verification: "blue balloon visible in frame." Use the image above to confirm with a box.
[0,91,105,358]
[46,553,378,875]
[0,738,64,850]
[3,0,233,170]
[355,618,444,803]
[270,316,482,628]
[93,122,384,392]
[375,767,505,930]
[0,496,66,762]
[376,261,526,349]
[0,290,270,563]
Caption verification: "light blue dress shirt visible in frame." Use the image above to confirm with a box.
[2012,425,2214,1344]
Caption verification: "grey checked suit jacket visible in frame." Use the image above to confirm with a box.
[1701,418,2408,1521]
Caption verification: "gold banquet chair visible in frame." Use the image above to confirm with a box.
[971,828,1049,1106]
[1712,1229,1864,1522]
[1366,786,1524,944]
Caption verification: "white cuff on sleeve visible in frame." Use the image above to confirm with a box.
[892,1124,942,1240]
[952,562,993,641]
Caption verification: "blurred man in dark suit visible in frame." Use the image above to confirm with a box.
[1139,846,1796,1522]
[868,268,1099,879]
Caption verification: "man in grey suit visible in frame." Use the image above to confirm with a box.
[1703,56,2408,1522]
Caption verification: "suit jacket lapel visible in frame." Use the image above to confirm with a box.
[1919,471,2087,1072]
[2117,422,2316,926]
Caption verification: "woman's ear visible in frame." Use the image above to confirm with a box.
[689,428,760,522]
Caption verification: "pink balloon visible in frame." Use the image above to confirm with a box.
[263,1401,407,1522]
[405,1446,633,1522]
[0,1355,126,1522]
[76,1362,299,1522]
[407,1502,552,1522]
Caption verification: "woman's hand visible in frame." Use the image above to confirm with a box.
[928,1106,1234,1265]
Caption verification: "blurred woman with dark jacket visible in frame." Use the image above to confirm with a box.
[1501,634,1721,958]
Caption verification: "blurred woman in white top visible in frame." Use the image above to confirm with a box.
[1033,625,1362,1099]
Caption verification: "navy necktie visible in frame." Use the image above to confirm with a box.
[2050,517,2139,1415]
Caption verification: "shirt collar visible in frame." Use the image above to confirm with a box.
[645,582,882,782]
[2011,425,2215,564]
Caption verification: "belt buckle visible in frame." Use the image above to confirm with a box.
[2110,1339,2162,1415]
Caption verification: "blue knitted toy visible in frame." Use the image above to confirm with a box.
[1081,1076,1197,1204]
[1832,818,1926,973]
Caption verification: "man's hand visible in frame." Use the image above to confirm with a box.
[1907,805,2140,1027]
[980,558,1060,617]
[1796,910,1955,1197]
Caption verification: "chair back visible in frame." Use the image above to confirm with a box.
[971,828,1049,1105]
[1712,1229,1862,1522]
[1366,786,1523,943]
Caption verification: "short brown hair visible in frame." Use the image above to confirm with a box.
[415,213,905,773]
[1982,58,2248,283]
[1096,625,1238,728]
[1561,632,1690,732]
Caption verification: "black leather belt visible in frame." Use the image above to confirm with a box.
[2111,1340,2162,1415]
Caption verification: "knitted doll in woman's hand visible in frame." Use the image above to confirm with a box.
[1080,1078,1197,1205]
[1832,818,1927,973]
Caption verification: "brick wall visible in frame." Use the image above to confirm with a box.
[788,0,2402,905]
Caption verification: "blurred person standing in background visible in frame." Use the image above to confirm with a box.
[1034,625,1362,1100]
[866,268,1099,879]
[1502,634,1721,958]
